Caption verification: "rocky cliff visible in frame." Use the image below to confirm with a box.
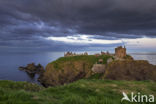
[104,60,156,81]
[38,55,156,87]
[38,55,111,87]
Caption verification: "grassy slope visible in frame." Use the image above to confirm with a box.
[1,55,156,104]
[49,55,111,69]
[0,80,155,104]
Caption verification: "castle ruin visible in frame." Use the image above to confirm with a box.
[115,46,126,58]
[65,46,126,58]
[64,52,88,57]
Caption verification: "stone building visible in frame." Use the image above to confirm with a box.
[84,52,88,55]
[64,52,88,57]
[107,58,113,64]
[94,53,101,57]
[115,46,126,58]
[101,51,106,55]
[106,51,110,55]
[64,52,75,57]
[91,63,105,73]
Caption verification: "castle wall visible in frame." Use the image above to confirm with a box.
[115,46,126,58]
[64,52,88,57]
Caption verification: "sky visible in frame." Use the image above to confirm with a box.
[0,0,156,53]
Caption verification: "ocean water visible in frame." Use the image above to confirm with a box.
[0,52,64,84]
[0,52,155,83]
[130,53,156,65]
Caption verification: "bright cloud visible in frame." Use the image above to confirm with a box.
[46,35,156,51]
[123,37,156,48]
[46,35,122,44]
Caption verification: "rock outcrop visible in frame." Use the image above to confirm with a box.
[104,60,156,81]
[19,63,44,75]
[38,55,112,87]
[38,61,92,87]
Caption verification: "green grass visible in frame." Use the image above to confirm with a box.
[49,55,112,70]
[88,73,104,79]
[0,79,155,104]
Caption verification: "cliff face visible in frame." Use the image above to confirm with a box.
[104,60,156,81]
[39,61,92,86]
[38,55,111,87]
[38,55,156,87]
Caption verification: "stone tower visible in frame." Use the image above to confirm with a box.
[115,46,126,58]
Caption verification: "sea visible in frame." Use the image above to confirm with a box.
[0,51,156,84]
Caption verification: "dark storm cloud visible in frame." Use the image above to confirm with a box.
[0,0,156,51]
[1,0,156,36]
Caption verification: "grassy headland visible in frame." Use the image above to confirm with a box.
[39,55,156,87]
[0,79,156,104]
[1,54,156,104]
[39,55,112,86]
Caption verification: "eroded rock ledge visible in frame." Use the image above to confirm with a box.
[19,63,44,75]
